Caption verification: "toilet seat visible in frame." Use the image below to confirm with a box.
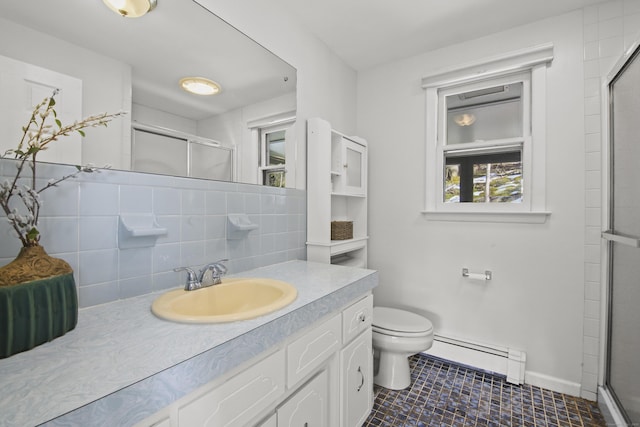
[373,307,433,337]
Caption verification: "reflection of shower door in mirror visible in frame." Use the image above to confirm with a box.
[132,127,233,181]
[604,43,640,425]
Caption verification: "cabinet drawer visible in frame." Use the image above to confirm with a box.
[342,294,373,345]
[287,314,341,388]
[178,349,285,427]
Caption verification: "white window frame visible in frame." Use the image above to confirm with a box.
[259,123,289,187]
[247,111,296,187]
[422,44,554,223]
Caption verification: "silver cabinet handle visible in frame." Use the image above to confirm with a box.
[356,366,364,392]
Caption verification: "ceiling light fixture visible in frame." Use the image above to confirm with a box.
[179,77,222,96]
[102,0,157,18]
[454,113,476,126]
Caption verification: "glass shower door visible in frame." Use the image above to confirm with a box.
[604,44,640,425]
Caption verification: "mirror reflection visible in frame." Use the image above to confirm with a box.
[0,0,297,186]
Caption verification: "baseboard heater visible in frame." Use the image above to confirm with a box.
[425,333,526,385]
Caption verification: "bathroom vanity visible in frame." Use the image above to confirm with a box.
[0,260,377,427]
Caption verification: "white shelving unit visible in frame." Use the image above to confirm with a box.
[307,118,368,268]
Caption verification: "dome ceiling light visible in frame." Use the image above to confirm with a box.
[453,113,476,127]
[103,0,157,18]
[179,77,222,96]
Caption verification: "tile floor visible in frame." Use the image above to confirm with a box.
[364,354,607,427]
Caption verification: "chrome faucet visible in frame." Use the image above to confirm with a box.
[173,259,228,291]
[173,266,200,291]
[199,259,228,287]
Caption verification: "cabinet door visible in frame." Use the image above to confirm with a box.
[256,413,277,427]
[287,314,341,388]
[278,370,329,427]
[340,329,373,427]
[341,139,366,196]
[177,350,285,427]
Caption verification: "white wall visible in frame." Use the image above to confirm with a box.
[132,103,198,135]
[0,18,132,170]
[195,0,358,190]
[358,11,586,392]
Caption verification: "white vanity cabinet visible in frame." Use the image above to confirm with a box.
[135,293,373,427]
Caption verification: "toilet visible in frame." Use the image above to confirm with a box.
[372,306,434,390]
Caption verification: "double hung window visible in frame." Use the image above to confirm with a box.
[423,44,553,222]
[259,125,287,187]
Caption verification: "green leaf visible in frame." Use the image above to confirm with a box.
[26,227,40,241]
[55,119,62,128]
[49,97,56,107]
[78,130,85,137]
[75,165,82,171]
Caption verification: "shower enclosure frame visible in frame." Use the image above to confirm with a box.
[599,37,640,427]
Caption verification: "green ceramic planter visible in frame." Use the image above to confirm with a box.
[0,273,78,359]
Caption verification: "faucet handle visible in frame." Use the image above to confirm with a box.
[173,267,200,291]
[199,259,228,285]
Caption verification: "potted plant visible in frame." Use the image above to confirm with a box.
[0,90,123,358]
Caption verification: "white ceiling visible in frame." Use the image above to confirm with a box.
[271,0,610,70]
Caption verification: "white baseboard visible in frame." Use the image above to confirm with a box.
[424,335,525,384]
[424,334,581,397]
[524,371,581,397]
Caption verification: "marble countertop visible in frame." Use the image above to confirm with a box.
[0,260,377,427]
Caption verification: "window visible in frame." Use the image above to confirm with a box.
[441,76,527,205]
[422,44,553,222]
[259,125,287,187]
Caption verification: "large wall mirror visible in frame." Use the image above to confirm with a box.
[0,0,297,186]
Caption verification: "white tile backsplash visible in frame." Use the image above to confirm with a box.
[37,217,78,254]
[153,187,181,215]
[180,241,206,267]
[226,192,245,214]
[79,216,118,250]
[120,185,153,213]
[118,247,152,279]
[0,159,307,308]
[78,281,119,307]
[205,191,226,215]
[181,215,206,242]
[79,249,118,286]
[181,189,206,215]
[80,182,119,216]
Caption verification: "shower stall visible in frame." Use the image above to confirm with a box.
[602,40,640,425]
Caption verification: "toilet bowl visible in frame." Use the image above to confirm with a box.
[372,306,433,390]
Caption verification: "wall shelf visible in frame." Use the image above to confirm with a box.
[307,118,368,267]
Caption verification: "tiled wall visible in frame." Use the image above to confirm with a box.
[0,160,306,308]
[581,0,640,400]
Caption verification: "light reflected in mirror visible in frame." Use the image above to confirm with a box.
[0,0,296,186]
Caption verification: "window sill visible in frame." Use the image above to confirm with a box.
[421,210,551,224]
